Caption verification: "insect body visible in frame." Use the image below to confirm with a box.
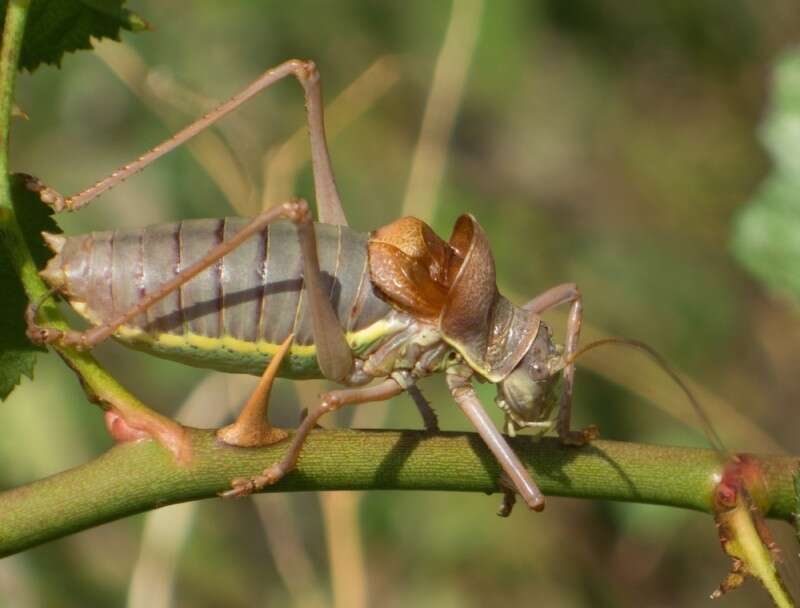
[26,59,594,513]
[39,214,566,424]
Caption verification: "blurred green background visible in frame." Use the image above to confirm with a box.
[3,1,800,606]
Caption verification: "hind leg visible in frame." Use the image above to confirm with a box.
[24,60,355,461]
[23,59,347,224]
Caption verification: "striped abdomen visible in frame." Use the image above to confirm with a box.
[41,219,394,377]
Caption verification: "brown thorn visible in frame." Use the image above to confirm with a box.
[217,333,294,447]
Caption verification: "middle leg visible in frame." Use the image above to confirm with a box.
[222,378,405,497]
[447,366,545,512]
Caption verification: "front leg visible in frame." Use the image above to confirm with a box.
[446,366,545,512]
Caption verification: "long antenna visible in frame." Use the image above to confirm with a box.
[563,337,730,459]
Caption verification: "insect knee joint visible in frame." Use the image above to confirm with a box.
[20,173,66,211]
[281,198,311,224]
[26,326,56,345]
[294,59,319,85]
[320,393,343,412]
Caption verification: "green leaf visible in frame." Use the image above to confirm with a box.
[0,0,148,73]
[0,175,60,400]
[732,50,800,303]
[11,174,60,267]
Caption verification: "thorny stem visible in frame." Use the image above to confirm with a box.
[0,0,188,459]
[0,1,27,210]
[0,430,796,556]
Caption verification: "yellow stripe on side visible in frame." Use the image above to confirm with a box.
[113,316,403,361]
[68,300,406,378]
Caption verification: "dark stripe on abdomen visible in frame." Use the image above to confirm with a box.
[179,219,223,338]
[142,222,182,334]
[221,218,265,343]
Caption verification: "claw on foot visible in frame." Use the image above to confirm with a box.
[559,424,599,447]
[220,477,258,498]
[26,325,91,349]
[24,301,96,350]
[497,488,517,517]
[25,302,53,345]
[26,323,61,346]
[25,309,84,348]
[496,473,518,517]
[220,464,285,499]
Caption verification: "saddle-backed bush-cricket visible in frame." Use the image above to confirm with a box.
[24,57,640,514]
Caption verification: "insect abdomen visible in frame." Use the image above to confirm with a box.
[42,219,393,376]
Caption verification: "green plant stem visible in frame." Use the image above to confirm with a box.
[0,0,31,270]
[0,0,26,171]
[0,429,795,556]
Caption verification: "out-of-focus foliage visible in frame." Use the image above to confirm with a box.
[733,51,800,304]
[0,0,147,72]
[0,175,58,400]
